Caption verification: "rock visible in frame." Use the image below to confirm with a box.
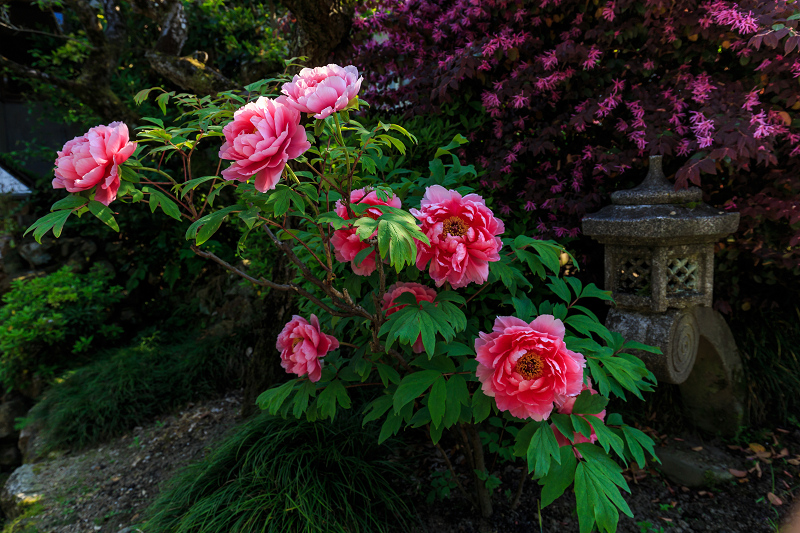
[0,398,29,441]
[0,445,21,468]
[17,242,52,268]
[656,440,737,488]
[18,419,44,464]
[0,464,45,519]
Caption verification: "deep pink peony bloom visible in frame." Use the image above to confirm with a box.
[551,381,606,456]
[218,96,310,193]
[281,64,363,119]
[52,122,136,206]
[382,282,438,353]
[276,314,339,382]
[330,188,402,276]
[474,315,585,421]
[411,185,504,289]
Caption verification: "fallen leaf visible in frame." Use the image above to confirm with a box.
[767,492,783,506]
[787,459,799,466]
[749,443,766,454]
[673,437,685,442]
[778,448,789,458]
[680,486,690,492]
[698,491,708,496]
[738,478,750,483]
[727,444,742,450]
[660,518,674,522]
[729,469,748,478]
[776,428,790,434]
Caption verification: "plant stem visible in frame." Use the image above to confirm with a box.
[465,423,494,518]
[435,439,477,507]
[511,467,526,510]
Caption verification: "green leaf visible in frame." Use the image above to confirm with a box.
[591,417,626,459]
[378,410,402,444]
[185,206,239,245]
[143,187,182,221]
[25,210,72,243]
[526,421,561,476]
[238,208,261,230]
[571,390,609,415]
[472,389,493,423]
[621,340,663,354]
[580,283,614,302]
[444,375,468,427]
[256,381,294,414]
[547,276,571,303]
[317,380,350,421]
[363,395,393,426]
[511,296,535,322]
[155,92,170,115]
[180,175,217,199]
[393,370,441,414]
[51,196,87,210]
[550,413,574,442]
[88,200,119,232]
[428,377,446,428]
[376,363,401,387]
[539,445,578,507]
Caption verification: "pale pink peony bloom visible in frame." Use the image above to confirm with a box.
[276,314,339,382]
[475,315,586,421]
[218,96,310,193]
[330,188,401,276]
[382,282,438,353]
[52,122,136,206]
[551,381,606,456]
[411,185,504,289]
[281,64,363,119]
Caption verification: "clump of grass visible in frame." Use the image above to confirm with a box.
[731,305,800,424]
[26,332,242,451]
[143,413,412,533]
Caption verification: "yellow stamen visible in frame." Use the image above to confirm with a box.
[515,351,544,380]
[441,216,469,238]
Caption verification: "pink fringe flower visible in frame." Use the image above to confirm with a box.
[330,188,402,276]
[382,282,438,353]
[281,64,363,119]
[276,314,339,382]
[219,96,310,193]
[411,185,504,289]
[475,315,586,421]
[551,381,606,457]
[53,122,136,206]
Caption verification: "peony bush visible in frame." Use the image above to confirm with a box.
[28,63,660,532]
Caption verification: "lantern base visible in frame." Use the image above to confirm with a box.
[606,307,746,437]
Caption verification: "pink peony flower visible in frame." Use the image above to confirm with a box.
[382,282,438,353]
[330,188,402,276]
[218,96,310,193]
[411,185,504,289]
[276,314,339,382]
[551,381,606,456]
[52,122,136,206]
[281,64,363,119]
[474,315,585,421]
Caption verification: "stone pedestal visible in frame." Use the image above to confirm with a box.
[583,156,746,436]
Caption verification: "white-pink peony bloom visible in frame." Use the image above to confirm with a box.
[281,64,363,119]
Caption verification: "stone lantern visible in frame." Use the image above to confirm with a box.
[583,156,746,435]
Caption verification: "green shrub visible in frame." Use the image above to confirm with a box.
[143,413,411,533]
[26,333,241,451]
[731,306,800,425]
[0,265,123,391]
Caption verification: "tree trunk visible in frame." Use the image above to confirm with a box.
[466,423,494,518]
[282,0,355,68]
[240,253,296,418]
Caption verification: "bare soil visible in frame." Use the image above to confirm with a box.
[8,392,799,533]
[9,390,243,533]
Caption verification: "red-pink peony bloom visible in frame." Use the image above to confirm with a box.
[281,64,363,119]
[330,188,402,276]
[218,96,310,193]
[474,315,585,421]
[551,381,606,456]
[276,314,339,382]
[52,122,136,206]
[382,282,437,353]
[411,185,504,289]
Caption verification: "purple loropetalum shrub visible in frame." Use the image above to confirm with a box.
[352,0,800,282]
